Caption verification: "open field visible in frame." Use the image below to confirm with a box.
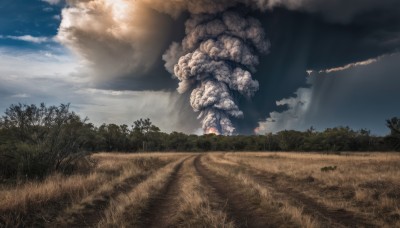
[1,152,400,227]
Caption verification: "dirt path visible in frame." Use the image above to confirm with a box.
[191,157,235,222]
[138,157,190,228]
[194,155,294,228]
[215,157,375,228]
[49,173,151,227]
[47,158,173,227]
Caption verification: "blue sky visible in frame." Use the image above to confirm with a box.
[0,0,61,47]
[1,0,400,135]
[0,0,197,133]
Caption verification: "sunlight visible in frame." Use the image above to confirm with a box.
[106,0,132,22]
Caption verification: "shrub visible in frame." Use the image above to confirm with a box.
[0,103,92,179]
[320,166,337,172]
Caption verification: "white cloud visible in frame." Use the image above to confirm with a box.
[74,89,198,132]
[256,87,312,134]
[1,35,51,44]
[42,0,61,5]
[0,47,84,83]
[318,56,382,74]
[10,93,30,98]
[0,47,199,134]
[43,7,53,12]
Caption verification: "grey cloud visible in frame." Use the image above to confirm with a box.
[0,49,199,133]
[257,52,400,135]
[165,11,269,135]
[58,0,176,82]
[54,0,400,135]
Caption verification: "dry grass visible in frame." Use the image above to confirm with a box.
[205,154,318,228]
[98,156,187,227]
[0,152,179,227]
[166,157,235,227]
[223,152,400,185]
[221,152,400,227]
[1,152,399,227]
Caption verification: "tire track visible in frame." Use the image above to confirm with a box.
[194,155,294,228]
[214,157,375,228]
[48,158,173,227]
[50,173,150,227]
[139,156,191,228]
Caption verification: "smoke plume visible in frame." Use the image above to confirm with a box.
[53,0,400,135]
[164,11,269,135]
[58,0,271,135]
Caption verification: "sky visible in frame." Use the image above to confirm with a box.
[0,0,399,135]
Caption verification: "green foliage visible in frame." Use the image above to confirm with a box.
[0,103,91,179]
[1,103,398,181]
[320,166,337,172]
[385,117,400,151]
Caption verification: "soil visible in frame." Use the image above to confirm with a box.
[215,157,375,228]
[194,155,296,228]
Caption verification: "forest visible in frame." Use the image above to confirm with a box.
[0,103,399,180]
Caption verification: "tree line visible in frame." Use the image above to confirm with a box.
[1,103,399,179]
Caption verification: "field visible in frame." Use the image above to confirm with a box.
[1,152,400,227]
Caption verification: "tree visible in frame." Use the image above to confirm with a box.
[0,103,89,178]
[387,117,400,134]
[386,117,400,150]
[276,130,305,151]
[132,118,160,151]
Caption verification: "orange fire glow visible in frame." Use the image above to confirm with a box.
[205,127,220,135]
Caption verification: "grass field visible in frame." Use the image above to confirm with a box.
[1,152,399,227]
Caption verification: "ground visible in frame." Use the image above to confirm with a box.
[1,152,400,227]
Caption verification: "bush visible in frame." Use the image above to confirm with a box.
[0,103,91,179]
[320,166,337,172]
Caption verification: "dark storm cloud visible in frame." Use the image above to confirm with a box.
[56,0,400,88]
[234,6,400,134]
[266,0,400,23]
[257,52,400,135]
[52,0,400,134]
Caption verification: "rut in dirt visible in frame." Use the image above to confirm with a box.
[216,157,375,228]
[194,155,294,228]
[138,157,191,228]
[48,173,151,227]
[47,158,173,227]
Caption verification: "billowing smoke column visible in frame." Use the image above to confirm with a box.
[58,0,270,135]
[164,11,269,135]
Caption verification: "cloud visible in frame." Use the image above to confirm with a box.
[256,87,312,134]
[51,0,400,135]
[56,0,400,85]
[43,7,54,12]
[53,15,61,20]
[42,0,61,5]
[257,52,400,135]
[264,0,400,23]
[10,93,30,98]
[0,47,198,133]
[57,0,175,82]
[74,88,198,132]
[0,47,82,81]
[314,55,384,74]
[1,35,51,44]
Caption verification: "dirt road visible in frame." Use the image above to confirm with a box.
[2,152,389,227]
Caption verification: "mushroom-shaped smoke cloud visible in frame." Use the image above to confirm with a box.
[58,0,270,135]
[164,11,270,135]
